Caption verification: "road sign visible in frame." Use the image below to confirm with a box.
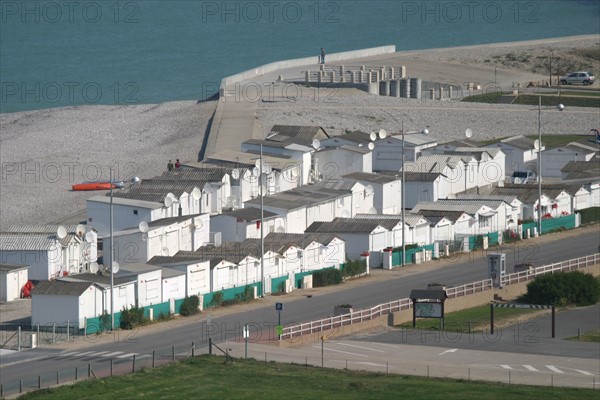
[243,326,249,338]
[275,302,283,311]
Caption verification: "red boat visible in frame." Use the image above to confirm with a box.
[72,181,125,191]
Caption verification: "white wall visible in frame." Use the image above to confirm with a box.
[0,268,28,302]
[132,270,162,307]
[87,200,164,237]
[315,149,372,180]
[32,287,100,327]
[0,247,60,281]
[162,274,186,302]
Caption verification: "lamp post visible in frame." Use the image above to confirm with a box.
[260,143,265,297]
[109,168,139,331]
[400,121,429,266]
[535,96,565,235]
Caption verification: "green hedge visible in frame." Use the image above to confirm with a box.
[340,259,367,278]
[179,295,200,316]
[579,207,600,225]
[120,305,147,330]
[313,268,342,287]
[524,271,599,306]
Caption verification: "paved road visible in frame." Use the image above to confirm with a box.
[0,228,598,392]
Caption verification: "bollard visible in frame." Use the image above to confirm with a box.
[75,366,78,381]
[509,371,511,384]
[386,362,389,375]
[52,323,56,344]
[67,320,70,342]
[265,352,267,363]
[57,371,60,385]
[359,71,364,83]
[192,341,195,357]
[330,71,335,83]
[209,338,212,355]
[152,350,156,368]
[305,70,310,83]
[133,354,136,372]
[20,379,23,393]
[351,71,356,84]
[38,375,41,389]
[172,346,175,363]
[1,384,3,398]
[468,368,471,380]
[427,365,430,378]
[88,363,91,378]
[17,326,21,351]
[305,356,308,367]
[111,359,114,376]
[578,328,581,340]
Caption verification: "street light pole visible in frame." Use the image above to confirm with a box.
[537,96,542,236]
[109,167,115,331]
[401,120,406,267]
[260,143,265,297]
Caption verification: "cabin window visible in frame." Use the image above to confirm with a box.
[133,210,138,215]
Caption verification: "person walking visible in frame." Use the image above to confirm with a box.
[167,160,174,171]
[320,48,326,64]
[175,159,181,169]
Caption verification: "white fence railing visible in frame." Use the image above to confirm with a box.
[280,253,599,340]
[500,253,600,286]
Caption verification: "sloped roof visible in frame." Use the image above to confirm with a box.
[147,254,210,266]
[305,218,385,234]
[416,210,473,223]
[353,214,429,227]
[342,172,396,184]
[161,268,186,278]
[411,201,490,215]
[59,273,135,287]
[437,139,481,148]
[87,196,163,209]
[214,208,278,222]
[31,280,94,296]
[498,135,536,150]
[561,160,599,173]
[318,144,370,154]
[245,185,350,211]
[118,263,162,275]
[0,262,29,271]
[0,235,59,251]
[455,194,521,204]
[205,150,298,171]
[269,125,329,141]
[327,131,370,145]
[453,147,504,158]
[2,225,81,247]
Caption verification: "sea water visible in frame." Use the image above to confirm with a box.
[1,0,598,113]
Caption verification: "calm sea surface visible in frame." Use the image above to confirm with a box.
[1,0,598,112]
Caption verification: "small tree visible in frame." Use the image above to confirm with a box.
[524,271,599,306]
[179,295,200,316]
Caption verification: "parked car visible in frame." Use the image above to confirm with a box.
[560,71,595,85]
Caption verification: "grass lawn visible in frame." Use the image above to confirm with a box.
[512,94,599,108]
[558,90,600,98]
[566,330,600,343]
[17,355,598,400]
[397,304,546,332]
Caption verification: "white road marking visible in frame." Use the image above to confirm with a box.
[117,353,138,359]
[57,352,78,357]
[546,365,564,374]
[501,365,513,370]
[87,351,110,357]
[101,351,124,358]
[523,365,539,372]
[75,351,96,356]
[438,349,458,356]
[312,346,368,358]
[573,369,594,376]
[336,342,385,353]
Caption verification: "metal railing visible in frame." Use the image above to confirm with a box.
[281,253,599,340]
[501,253,600,286]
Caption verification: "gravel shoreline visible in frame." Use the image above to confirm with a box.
[1,35,598,229]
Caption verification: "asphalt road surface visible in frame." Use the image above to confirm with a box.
[1,227,599,393]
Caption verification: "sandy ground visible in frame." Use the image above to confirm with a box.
[1,35,598,229]
[0,101,216,229]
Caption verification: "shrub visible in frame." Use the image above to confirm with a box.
[313,268,342,287]
[210,291,224,307]
[524,271,599,306]
[99,310,111,332]
[579,207,600,225]
[120,305,147,330]
[179,295,200,316]
[341,259,367,278]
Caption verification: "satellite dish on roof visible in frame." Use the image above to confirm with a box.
[164,194,174,207]
[312,139,321,150]
[276,226,285,233]
[365,185,374,196]
[75,224,86,237]
[342,210,350,218]
[85,231,95,243]
[89,261,99,274]
[368,207,378,214]
[465,128,473,138]
[56,226,67,239]
[369,132,377,141]
[368,142,375,150]
[139,221,149,233]
[130,176,141,185]
[231,168,240,180]
[111,262,119,273]
[191,187,202,200]
[534,139,540,150]
[378,129,387,139]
